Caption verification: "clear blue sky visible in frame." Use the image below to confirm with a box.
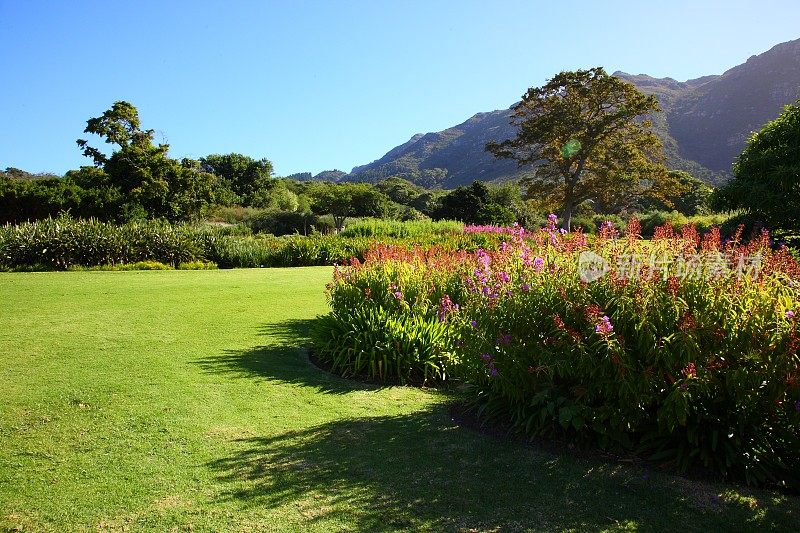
[2,0,799,177]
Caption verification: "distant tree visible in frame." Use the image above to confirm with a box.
[64,166,123,219]
[313,170,348,182]
[640,170,712,215]
[2,167,62,181]
[376,177,425,205]
[476,203,516,226]
[285,172,313,182]
[77,101,217,220]
[584,168,693,215]
[713,99,800,234]
[435,181,490,222]
[307,182,390,232]
[250,181,299,211]
[487,67,671,230]
[199,153,274,205]
[397,206,429,221]
[411,190,446,217]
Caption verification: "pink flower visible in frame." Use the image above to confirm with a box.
[437,294,459,321]
[533,257,544,273]
[476,248,491,270]
[787,310,795,319]
[595,315,614,336]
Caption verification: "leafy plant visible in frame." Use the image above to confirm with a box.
[312,306,456,385]
[319,217,800,487]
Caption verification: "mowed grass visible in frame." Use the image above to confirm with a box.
[0,269,798,532]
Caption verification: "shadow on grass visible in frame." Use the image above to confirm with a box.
[209,407,799,532]
[194,318,383,395]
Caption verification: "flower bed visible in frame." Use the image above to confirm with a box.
[314,218,800,487]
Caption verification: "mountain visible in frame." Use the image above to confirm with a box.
[345,38,800,188]
[347,110,523,188]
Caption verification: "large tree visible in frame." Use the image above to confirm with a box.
[199,153,274,206]
[487,67,671,230]
[713,99,800,234]
[434,181,517,225]
[76,101,217,220]
[307,182,390,232]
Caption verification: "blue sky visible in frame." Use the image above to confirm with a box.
[1,0,799,176]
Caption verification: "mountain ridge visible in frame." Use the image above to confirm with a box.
[307,37,800,188]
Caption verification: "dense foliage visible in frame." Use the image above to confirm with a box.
[713,99,800,235]
[0,217,500,271]
[76,101,219,221]
[0,217,202,269]
[317,219,800,487]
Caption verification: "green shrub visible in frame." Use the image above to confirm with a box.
[638,211,731,237]
[178,260,218,270]
[206,235,282,268]
[67,261,173,271]
[248,210,321,236]
[0,216,504,271]
[206,205,267,225]
[0,216,202,269]
[312,306,456,385]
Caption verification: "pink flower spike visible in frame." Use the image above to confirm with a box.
[595,315,614,336]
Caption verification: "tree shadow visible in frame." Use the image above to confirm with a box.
[194,318,385,395]
[208,407,800,532]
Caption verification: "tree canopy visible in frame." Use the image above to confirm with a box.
[199,153,274,206]
[434,181,517,225]
[76,101,217,221]
[306,182,391,232]
[713,99,800,234]
[487,67,672,230]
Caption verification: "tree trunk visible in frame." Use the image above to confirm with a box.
[333,215,345,233]
[561,200,574,232]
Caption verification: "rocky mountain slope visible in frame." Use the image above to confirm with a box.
[341,38,800,188]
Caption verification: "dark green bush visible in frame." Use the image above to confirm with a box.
[248,210,322,236]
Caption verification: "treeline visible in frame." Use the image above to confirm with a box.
[2,100,713,229]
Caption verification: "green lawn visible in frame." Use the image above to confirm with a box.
[0,268,797,532]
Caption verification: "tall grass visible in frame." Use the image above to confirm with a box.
[340,218,463,238]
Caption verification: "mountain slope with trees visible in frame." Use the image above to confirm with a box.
[346,37,800,187]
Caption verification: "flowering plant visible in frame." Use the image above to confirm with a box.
[316,217,800,486]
